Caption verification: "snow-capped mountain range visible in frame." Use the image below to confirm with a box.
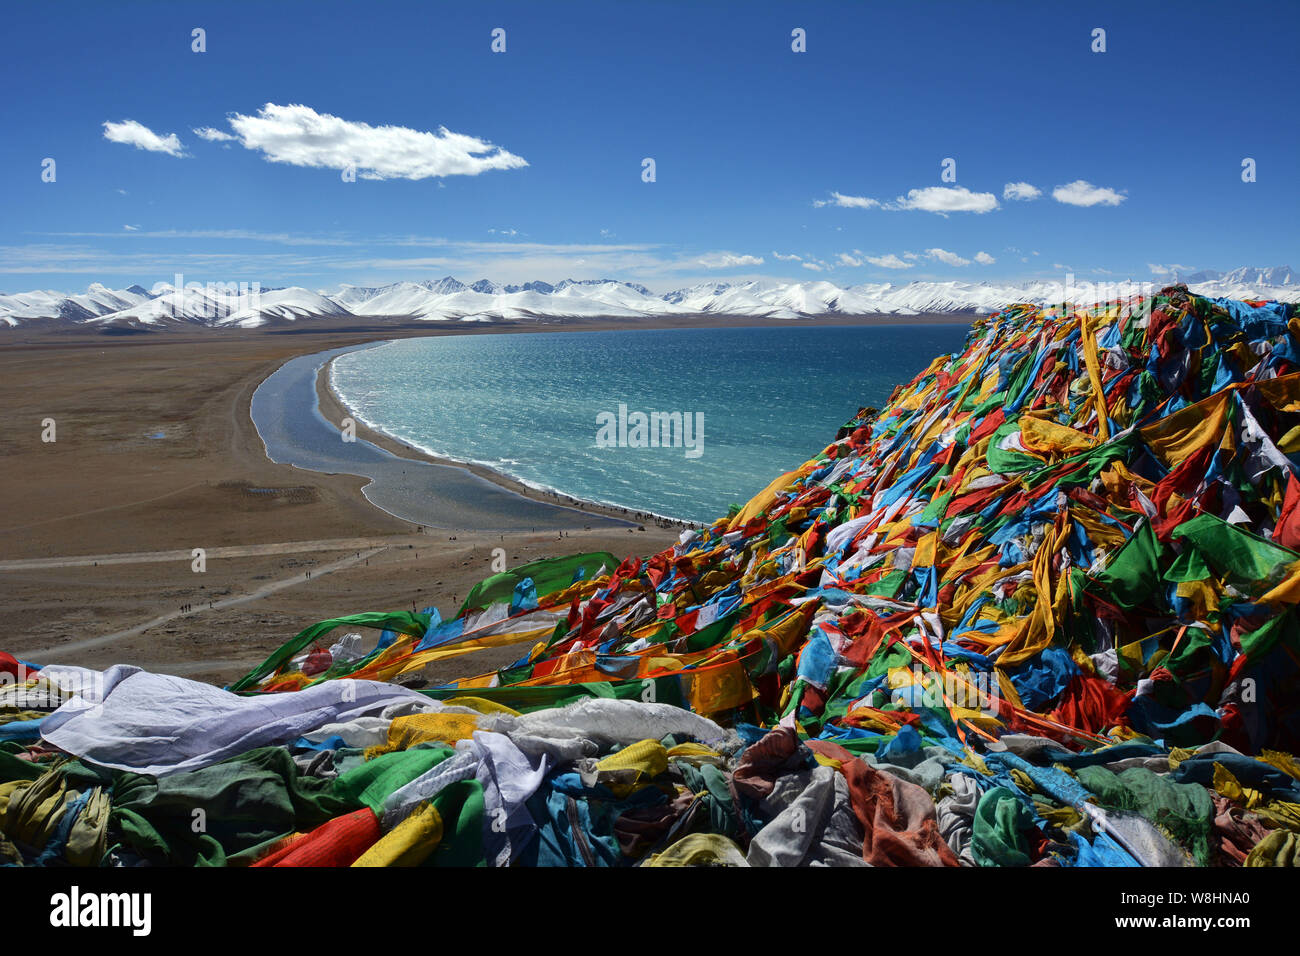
[2,267,1295,330]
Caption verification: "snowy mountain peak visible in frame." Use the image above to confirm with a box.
[663,282,733,305]
[1223,265,1294,286]
[422,276,467,295]
[512,281,555,294]
[552,278,654,296]
[1173,266,1294,286]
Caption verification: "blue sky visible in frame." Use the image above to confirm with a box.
[4,0,1297,293]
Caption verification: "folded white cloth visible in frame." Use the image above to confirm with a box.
[40,665,437,777]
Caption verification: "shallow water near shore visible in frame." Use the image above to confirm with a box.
[331,324,972,523]
[250,344,631,531]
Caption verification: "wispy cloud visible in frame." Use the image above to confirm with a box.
[813,192,879,210]
[0,243,325,276]
[865,253,913,269]
[772,251,802,261]
[206,103,528,180]
[0,238,678,286]
[974,251,996,265]
[698,252,764,268]
[102,120,186,157]
[193,126,236,142]
[1003,181,1042,201]
[43,228,357,246]
[926,247,971,266]
[1053,179,1126,207]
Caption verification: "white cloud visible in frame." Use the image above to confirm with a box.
[801,261,826,272]
[974,251,996,265]
[902,251,919,261]
[926,247,971,266]
[772,251,802,261]
[813,191,880,210]
[193,126,236,142]
[865,253,913,269]
[816,186,998,215]
[1052,179,1126,207]
[1149,262,1195,275]
[218,103,527,180]
[895,186,998,215]
[837,252,862,267]
[102,120,186,157]
[697,252,764,269]
[1003,181,1042,201]
[123,224,138,231]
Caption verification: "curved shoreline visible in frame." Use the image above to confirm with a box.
[248,342,693,533]
[314,343,698,530]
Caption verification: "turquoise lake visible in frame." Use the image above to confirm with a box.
[329,324,972,523]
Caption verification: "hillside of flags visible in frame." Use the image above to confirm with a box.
[5,285,1300,867]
